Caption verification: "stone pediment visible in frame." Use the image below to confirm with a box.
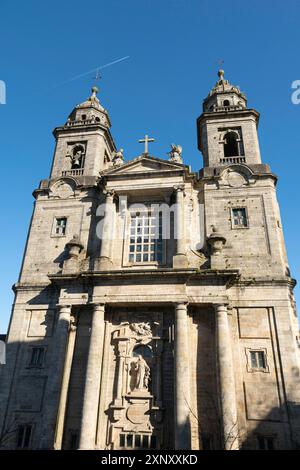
[103,156,186,176]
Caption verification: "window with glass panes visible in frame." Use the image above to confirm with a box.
[250,350,266,369]
[129,211,163,263]
[231,208,248,227]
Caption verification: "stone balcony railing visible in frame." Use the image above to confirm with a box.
[219,156,246,164]
[62,169,84,176]
[209,105,245,113]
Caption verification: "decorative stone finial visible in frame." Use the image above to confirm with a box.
[89,86,100,104]
[207,226,226,256]
[65,235,84,259]
[218,69,225,81]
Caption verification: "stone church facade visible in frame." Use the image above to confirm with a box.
[1,71,300,450]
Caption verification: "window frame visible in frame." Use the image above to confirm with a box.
[16,424,34,449]
[256,435,276,450]
[245,348,270,373]
[51,216,68,238]
[123,207,167,267]
[27,346,46,369]
[230,207,249,229]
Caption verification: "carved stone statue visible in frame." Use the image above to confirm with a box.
[113,148,124,166]
[133,355,150,391]
[168,143,183,163]
[130,322,152,337]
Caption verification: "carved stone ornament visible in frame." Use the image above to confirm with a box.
[129,322,152,337]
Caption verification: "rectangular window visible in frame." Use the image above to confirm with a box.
[250,350,266,370]
[257,436,274,450]
[119,433,156,449]
[29,347,45,367]
[17,425,32,449]
[55,217,67,236]
[128,211,163,263]
[232,208,248,228]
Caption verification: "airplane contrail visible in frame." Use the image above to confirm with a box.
[57,55,130,86]
[36,56,130,94]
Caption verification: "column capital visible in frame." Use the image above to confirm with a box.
[173,184,185,195]
[57,304,72,316]
[175,301,189,309]
[214,303,229,312]
[103,188,115,200]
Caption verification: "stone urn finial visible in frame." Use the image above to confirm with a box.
[65,234,84,259]
[207,225,226,256]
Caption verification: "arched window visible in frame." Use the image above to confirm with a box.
[223,99,230,106]
[224,131,239,157]
[71,145,85,169]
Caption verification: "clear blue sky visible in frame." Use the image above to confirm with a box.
[0,0,300,332]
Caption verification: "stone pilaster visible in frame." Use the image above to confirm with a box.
[173,186,188,268]
[174,302,191,449]
[99,190,115,269]
[78,304,105,449]
[215,304,239,450]
[39,304,72,449]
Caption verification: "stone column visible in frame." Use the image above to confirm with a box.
[174,302,191,449]
[78,304,105,450]
[54,315,77,449]
[173,186,188,268]
[39,304,72,449]
[215,304,239,450]
[99,190,115,269]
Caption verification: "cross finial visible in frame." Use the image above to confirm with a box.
[94,69,102,83]
[138,134,155,155]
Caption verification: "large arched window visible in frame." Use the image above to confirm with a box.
[223,131,240,157]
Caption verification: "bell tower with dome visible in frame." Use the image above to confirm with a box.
[50,86,116,179]
[197,69,261,167]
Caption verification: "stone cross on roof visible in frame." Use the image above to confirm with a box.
[138,134,155,154]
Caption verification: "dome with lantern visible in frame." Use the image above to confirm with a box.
[65,86,111,128]
[203,69,247,112]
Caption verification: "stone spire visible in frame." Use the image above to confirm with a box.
[203,69,247,112]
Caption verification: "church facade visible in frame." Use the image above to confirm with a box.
[1,71,300,450]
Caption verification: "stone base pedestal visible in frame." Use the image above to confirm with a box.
[62,258,80,274]
[98,256,114,270]
[210,254,226,270]
[173,254,188,269]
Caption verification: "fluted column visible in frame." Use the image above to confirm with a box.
[99,190,114,268]
[79,304,105,449]
[215,304,239,450]
[173,186,188,268]
[40,304,72,449]
[174,302,191,449]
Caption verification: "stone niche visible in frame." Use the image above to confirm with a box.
[108,314,164,450]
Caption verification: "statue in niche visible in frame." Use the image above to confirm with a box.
[132,355,150,391]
